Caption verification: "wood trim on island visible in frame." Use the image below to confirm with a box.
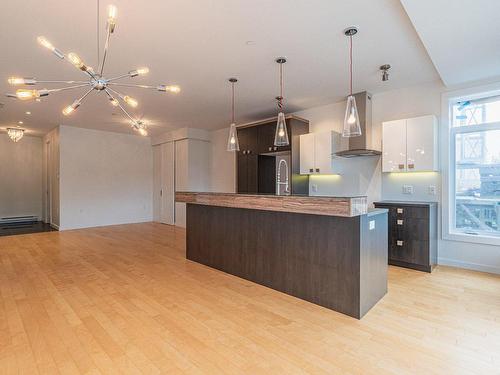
[176,192,368,217]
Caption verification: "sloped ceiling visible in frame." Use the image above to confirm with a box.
[401,0,500,87]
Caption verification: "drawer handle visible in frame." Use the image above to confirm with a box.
[315,168,320,173]
[397,219,403,225]
[309,168,314,173]
[408,163,415,169]
[396,240,404,246]
[398,164,405,169]
[397,208,404,214]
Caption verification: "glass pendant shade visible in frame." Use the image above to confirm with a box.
[227,123,240,151]
[274,112,289,146]
[342,95,361,137]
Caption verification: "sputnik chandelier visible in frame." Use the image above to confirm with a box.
[6,3,180,136]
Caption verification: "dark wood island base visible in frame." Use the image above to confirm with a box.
[180,194,388,319]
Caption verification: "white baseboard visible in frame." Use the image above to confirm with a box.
[438,257,500,275]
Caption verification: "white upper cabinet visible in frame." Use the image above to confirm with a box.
[300,131,341,175]
[300,133,316,174]
[382,119,407,172]
[382,115,438,173]
[406,115,438,172]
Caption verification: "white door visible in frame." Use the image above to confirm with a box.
[152,145,162,222]
[406,115,438,172]
[46,140,52,224]
[382,119,407,172]
[160,142,175,224]
[299,133,315,174]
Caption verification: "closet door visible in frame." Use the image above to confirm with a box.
[160,142,175,225]
[153,145,162,222]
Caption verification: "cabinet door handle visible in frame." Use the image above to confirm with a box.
[396,240,404,246]
[397,219,403,225]
[398,164,405,169]
[397,208,404,214]
[315,168,320,173]
[408,163,415,169]
[309,168,314,173]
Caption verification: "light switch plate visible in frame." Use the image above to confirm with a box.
[402,185,414,194]
[428,185,437,195]
[311,184,318,192]
[369,220,375,230]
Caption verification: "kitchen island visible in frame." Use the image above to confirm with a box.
[176,192,388,319]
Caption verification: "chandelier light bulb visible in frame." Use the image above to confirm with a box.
[8,77,36,85]
[108,5,117,31]
[109,97,119,106]
[157,85,180,93]
[124,95,138,107]
[37,36,54,51]
[16,89,39,100]
[137,67,149,75]
[67,53,86,70]
[62,100,81,116]
[138,127,148,136]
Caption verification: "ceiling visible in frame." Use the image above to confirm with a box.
[401,0,500,87]
[0,0,440,137]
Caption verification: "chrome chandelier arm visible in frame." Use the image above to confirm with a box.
[106,86,127,101]
[76,87,95,103]
[99,25,112,76]
[105,89,135,123]
[107,83,156,89]
[37,80,89,84]
[106,73,133,82]
[47,83,92,93]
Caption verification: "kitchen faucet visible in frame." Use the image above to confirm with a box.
[276,158,290,195]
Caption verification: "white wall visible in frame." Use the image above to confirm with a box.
[174,138,211,227]
[58,126,153,230]
[210,80,500,274]
[210,128,236,193]
[0,134,43,219]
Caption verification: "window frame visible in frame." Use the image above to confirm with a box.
[442,83,500,246]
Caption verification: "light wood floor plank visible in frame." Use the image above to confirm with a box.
[0,222,499,374]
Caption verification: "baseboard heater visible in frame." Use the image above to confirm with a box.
[0,216,39,225]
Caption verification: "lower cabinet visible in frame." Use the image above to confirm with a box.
[374,201,437,272]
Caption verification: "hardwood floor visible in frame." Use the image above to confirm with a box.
[0,223,499,374]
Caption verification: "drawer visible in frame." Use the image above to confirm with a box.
[376,204,430,220]
[389,238,430,266]
[391,218,429,241]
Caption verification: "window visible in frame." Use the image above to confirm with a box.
[450,95,500,240]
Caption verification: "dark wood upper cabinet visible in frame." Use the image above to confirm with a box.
[236,116,309,195]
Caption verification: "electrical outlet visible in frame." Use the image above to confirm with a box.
[402,185,414,194]
[428,185,437,195]
[311,184,318,193]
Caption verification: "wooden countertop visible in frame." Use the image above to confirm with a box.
[175,192,368,217]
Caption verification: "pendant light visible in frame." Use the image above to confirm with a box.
[343,27,362,137]
[274,57,289,147]
[226,78,240,151]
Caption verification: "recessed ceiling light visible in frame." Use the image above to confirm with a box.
[25,111,31,115]
[18,121,23,124]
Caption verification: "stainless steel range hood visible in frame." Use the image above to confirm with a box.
[335,91,381,158]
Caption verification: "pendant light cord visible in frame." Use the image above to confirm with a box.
[349,34,353,96]
[278,62,284,110]
[231,81,235,124]
[97,0,100,67]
